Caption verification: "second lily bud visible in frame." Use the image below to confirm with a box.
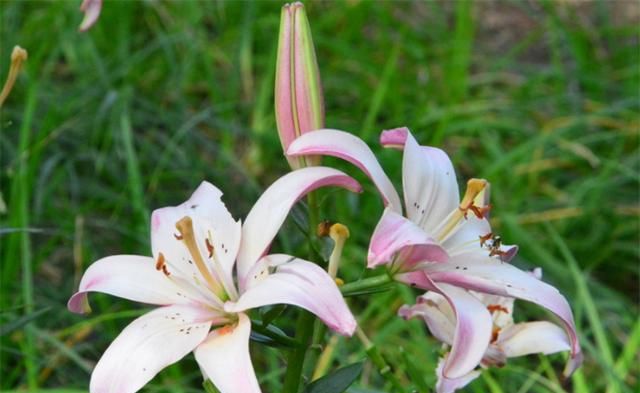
[275,2,325,169]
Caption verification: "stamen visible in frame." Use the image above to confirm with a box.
[155,253,171,276]
[175,216,226,298]
[205,238,214,258]
[490,326,501,343]
[435,178,488,242]
[0,46,28,108]
[487,304,509,314]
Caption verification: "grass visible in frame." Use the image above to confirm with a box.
[1,0,638,392]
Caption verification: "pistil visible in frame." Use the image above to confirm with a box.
[175,216,227,299]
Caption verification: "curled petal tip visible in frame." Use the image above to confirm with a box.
[67,292,92,314]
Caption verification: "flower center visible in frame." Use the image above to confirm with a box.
[175,216,227,300]
[435,178,490,243]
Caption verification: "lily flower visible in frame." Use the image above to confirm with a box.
[68,167,359,393]
[400,268,573,393]
[287,127,582,380]
[79,0,103,32]
[275,2,325,169]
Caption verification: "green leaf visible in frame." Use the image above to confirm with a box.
[250,320,301,348]
[303,362,364,393]
[0,307,50,336]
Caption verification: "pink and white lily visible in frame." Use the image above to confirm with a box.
[400,269,573,393]
[287,127,582,380]
[68,167,359,393]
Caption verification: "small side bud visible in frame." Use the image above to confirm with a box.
[0,46,28,108]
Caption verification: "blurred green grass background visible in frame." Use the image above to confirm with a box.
[0,0,638,392]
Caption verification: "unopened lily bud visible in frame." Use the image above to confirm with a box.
[275,2,325,169]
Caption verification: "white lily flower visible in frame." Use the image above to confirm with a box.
[287,127,582,381]
[68,167,360,393]
[400,270,572,393]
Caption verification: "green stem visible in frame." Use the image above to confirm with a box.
[357,327,405,393]
[340,274,393,296]
[282,191,320,393]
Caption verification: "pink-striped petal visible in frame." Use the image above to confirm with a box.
[430,283,493,379]
[194,313,261,393]
[287,129,402,211]
[379,127,410,149]
[424,256,582,374]
[227,254,356,336]
[497,321,571,358]
[398,292,455,345]
[237,167,361,288]
[68,255,207,314]
[402,131,460,233]
[368,208,448,269]
[435,355,481,393]
[90,305,216,393]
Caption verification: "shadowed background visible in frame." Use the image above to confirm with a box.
[1,0,638,392]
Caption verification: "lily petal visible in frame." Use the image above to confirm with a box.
[431,283,493,379]
[425,257,582,373]
[237,167,361,288]
[435,355,481,393]
[287,129,402,211]
[368,208,448,269]
[398,292,455,345]
[194,313,261,393]
[497,321,571,358]
[379,127,410,150]
[79,0,102,32]
[401,131,460,234]
[68,255,207,314]
[151,181,241,299]
[90,304,216,393]
[227,254,356,336]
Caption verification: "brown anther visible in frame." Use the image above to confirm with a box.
[479,233,493,247]
[487,304,509,314]
[161,265,171,277]
[317,220,333,237]
[489,249,508,259]
[469,204,491,219]
[205,238,214,258]
[490,327,501,344]
[155,253,166,271]
[174,233,183,240]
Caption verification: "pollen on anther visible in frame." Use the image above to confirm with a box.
[174,233,183,240]
[205,238,214,258]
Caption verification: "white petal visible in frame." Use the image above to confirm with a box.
[434,283,493,379]
[497,321,571,358]
[68,255,207,314]
[398,292,455,345]
[286,129,402,212]
[151,181,241,299]
[90,305,216,393]
[236,167,361,288]
[401,131,460,233]
[194,313,261,393]
[368,208,448,269]
[435,355,481,393]
[228,255,356,336]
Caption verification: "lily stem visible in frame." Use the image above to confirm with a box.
[282,191,320,393]
[356,326,406,393]
[340,274,394,296]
